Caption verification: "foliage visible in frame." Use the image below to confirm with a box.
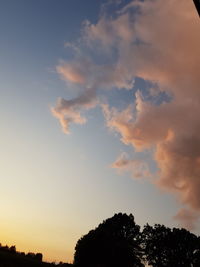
[142,224,200,267]
[0,243,72,267]
[74,213,144,267]
[1,213,200,267]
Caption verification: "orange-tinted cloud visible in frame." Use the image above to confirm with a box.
[112,152,151,179]
[174,208,199,231]
[51,88,97,134]
[98,0,200,227]
[56,61,87,84]
[53,0,200,227]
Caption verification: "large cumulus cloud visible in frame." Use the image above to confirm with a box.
[52,0,200,229]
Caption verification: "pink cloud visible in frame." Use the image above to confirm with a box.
[53,0,200,228]
[112,152,151,179]
[174,208,199,231]
[99,0,200,227]
[51,88,97,134]
[56,60,89,85]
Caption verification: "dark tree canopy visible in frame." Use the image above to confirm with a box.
[0,243,72,266]
[0,212,200,267]
[142,224,200,267]
[74,213,144,267]
[193,0,200,16]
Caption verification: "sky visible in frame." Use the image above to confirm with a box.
[0,0,200,263]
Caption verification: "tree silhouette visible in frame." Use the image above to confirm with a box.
[193,0,200,16]
[74,213,144,267]
[142,224,200,267]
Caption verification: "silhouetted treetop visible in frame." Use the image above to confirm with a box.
[142,223,200,267]
[1,212,200,267]
[74,213,144,267]
[193,0,200,16]
[0,243,72,266]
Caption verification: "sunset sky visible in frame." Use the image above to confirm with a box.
[0,0,200,263]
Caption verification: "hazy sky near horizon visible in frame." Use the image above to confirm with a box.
[0,0,200,263]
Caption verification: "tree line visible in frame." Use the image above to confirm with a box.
[0,243,71,267]
[1,213,200,266]
[74,213,200,267]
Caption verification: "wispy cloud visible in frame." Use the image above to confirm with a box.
[51,88,97,134]
[112,152,151,179]
[174,208,199,231]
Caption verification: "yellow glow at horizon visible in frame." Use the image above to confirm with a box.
[0,220,75,262]
[0,130,89,263]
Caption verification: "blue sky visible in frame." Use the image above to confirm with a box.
[0,0,200,263]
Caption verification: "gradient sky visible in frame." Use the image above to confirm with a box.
[0,0,200,263]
